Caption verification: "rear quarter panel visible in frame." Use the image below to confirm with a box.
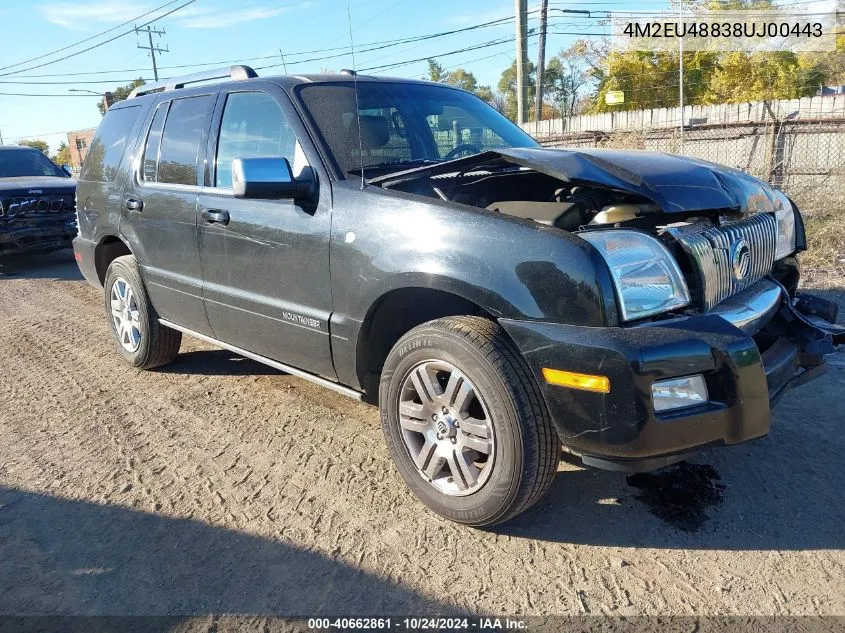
[75,102,149,246]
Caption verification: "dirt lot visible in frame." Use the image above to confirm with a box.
[1,251,844,618]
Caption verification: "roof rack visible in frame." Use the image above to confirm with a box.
[128,65,258,99]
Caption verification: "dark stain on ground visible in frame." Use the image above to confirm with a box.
[626,462,725,532]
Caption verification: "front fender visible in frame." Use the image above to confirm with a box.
[332,184,616,325]
[328,183,617,387]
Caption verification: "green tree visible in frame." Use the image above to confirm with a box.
[53,141,72,166]
[445,68,478,93]
[544,42,593,117]
[18,139,50,154]
[705,52,827,103]
[425,60,499,106]
[497,60,536,121]
[97,78,146,116]
[574,0,837,112]
[426,59,447,83]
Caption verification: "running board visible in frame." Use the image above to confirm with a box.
[158,319,363,401]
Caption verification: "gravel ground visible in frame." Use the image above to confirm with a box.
[1,251,844,618]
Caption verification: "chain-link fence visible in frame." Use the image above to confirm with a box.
[522,96,845,216]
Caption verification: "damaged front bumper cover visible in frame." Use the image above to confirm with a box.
[0,218,77,258]
[500,278,844,473]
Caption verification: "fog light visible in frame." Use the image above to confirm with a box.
[651,375,709,412]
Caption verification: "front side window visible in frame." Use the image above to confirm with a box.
[215,91,297,189]
[149,95,211,186]
[297,81,539,177]
[79,105,141,182]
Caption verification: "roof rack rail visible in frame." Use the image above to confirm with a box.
[128,65,258,98]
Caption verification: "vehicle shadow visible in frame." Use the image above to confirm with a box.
[155,349,281,377]
[0,250,82,281]
[0,486,456,619]
[494,374,845,550]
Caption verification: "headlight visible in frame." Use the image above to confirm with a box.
[774,191,796,260]
[580,230,690,321]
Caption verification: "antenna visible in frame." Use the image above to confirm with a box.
[345,0,365,189]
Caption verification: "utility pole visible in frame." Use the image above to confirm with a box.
[0,129,4,145]
[515,0,529,124]
[534,0,548,126]
[678,1,684,153]
[135,25,168,81]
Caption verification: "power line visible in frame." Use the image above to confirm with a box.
[0,79,152,85]
[0,92,96,98]
[0,0,197,78]
[2,10,606,82]
[0,0,185,74]
[4,13,519,81]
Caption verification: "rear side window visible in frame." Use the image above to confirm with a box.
[145,95,211,186]
[80,105,141,183]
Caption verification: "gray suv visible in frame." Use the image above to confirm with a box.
[73,65,843,526]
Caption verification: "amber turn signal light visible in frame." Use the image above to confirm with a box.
[541,368,610,394]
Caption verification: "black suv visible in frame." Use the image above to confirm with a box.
[73,66,843,526]
[0,146,76,257]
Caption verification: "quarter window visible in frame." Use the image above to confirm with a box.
[80,105,141,183]
[142,103,168,182]
[215,92,297,189]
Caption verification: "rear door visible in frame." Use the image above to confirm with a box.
[120,90,216,335]
[197,83,335,378]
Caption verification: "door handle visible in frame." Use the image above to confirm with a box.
[201,208,230,226]
[125,198,144,212]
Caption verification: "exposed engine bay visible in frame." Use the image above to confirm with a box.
[369,147,809,319]
[368,149,765,235]
[383,164,697,231]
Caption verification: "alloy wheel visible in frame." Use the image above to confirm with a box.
[397,360,496,496]
[110,277,141,353]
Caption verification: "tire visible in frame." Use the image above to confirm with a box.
[103,255,181,370]
[379,316,560,527]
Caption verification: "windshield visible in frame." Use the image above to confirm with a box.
[297,81,539,177]
[0,149,66,178]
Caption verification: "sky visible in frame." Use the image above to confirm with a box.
[0,0,687,154]
[20,0,840,154]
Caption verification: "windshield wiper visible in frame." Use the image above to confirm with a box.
[347,159,441,175]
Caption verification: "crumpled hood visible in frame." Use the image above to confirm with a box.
[495,147,786,214]
[0,176,76,196]
[375,147,788,214]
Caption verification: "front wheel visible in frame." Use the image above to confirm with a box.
[379,316,560,526]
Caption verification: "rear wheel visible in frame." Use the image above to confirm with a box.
[104,255,181,369]
[380,316,560,526]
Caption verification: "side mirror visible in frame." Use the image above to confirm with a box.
[232,157,312,200]
[61,164,72,177]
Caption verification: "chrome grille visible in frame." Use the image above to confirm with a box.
[674,213,777,311]
[0,194,74,219]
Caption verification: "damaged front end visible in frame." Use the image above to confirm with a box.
[0,191,77,258]
[373,146,842,469]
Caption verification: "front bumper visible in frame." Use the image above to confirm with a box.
[500,279,843,472]
[0,216,77,258]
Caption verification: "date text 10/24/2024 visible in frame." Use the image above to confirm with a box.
[307,618,528,630]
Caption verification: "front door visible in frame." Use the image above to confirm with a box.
[197,86,335,378]
[121,91,216,335]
